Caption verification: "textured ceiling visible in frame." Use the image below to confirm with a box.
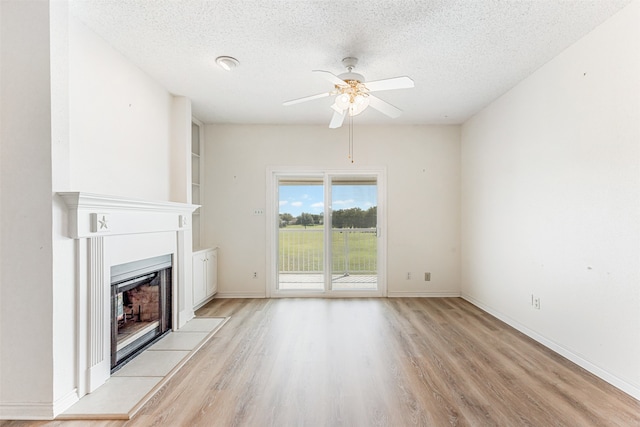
[69,0,632,126]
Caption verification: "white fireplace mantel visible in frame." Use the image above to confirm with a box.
[58,192,199,238]
[58,192,199,399]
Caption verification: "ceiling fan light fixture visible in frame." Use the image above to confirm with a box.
[215,56,239,71]
[354,94,368,106]
[349,95,370,116]
[335,93,351,110]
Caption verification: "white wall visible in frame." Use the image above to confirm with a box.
[0,0,56,417]
[68,17,174,201]
[203,124,461,297]
[461,0,640,398]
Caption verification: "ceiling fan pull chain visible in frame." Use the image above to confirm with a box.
[349,113,354,163]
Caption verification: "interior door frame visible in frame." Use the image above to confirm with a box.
[266,166,387,298]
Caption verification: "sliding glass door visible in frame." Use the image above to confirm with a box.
[330,177,377,291]
[272,170,385,297]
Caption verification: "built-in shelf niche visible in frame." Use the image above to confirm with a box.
[191,120,203,250]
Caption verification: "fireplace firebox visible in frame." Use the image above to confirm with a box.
[110,254,172,371]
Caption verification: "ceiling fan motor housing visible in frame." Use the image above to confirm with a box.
[337,72,365,83]
[339,57,363,82]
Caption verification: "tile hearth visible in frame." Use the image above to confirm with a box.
[59,317,228,420]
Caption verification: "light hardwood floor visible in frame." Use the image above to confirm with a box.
[3,298,639,426]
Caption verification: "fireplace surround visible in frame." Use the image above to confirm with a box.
[59,192,198,400]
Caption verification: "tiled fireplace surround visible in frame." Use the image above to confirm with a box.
[59,192,198,400]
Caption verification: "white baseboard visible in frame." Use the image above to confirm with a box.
[387,291,461,297]
[215,292,266,299]
[177,308,195,329]
[0,402,54,420]
[217,291,462,298]
[461,293,640,401]
[193,294,216,311]
[53,389,79,418]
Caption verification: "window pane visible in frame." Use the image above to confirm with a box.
[330,179,377,291]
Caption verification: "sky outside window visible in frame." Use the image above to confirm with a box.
[279,184,376,217]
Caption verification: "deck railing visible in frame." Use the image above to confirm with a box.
[278,228,377,274]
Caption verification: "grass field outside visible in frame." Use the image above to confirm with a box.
[279,226,377,274]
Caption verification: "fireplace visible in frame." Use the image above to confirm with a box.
[59,192,197,399]
[110,254,172,371]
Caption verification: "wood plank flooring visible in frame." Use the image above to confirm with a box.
[3,298,639,426]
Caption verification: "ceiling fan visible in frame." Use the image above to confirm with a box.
[283,57,414,128]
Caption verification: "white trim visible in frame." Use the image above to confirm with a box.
[53,389,80,419]
[58,192,198,213]
[0,403,54,421]
[193,295,217,310]
[87,236,109,392]
[462,293,640,400]
[270,290,384,298]
[176,230,195,328]
[75,238,87,398]
[0,388,79,420]
[388,291,461,297]
[215,292,267,299]
[324,176,332,291]
[58,192,198,238]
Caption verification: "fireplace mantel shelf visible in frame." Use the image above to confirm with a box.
[58,192,199,239]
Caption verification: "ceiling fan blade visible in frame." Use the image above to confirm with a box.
[365,76,414,92]
[329,109,346,128]
[368,95,402,118]
[313,70,348,87]
[283,92,330,106]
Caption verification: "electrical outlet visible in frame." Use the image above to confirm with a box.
[253,272,257,279]
[406,272,412,280]
[534,298,541,310]
[424,272,431,281]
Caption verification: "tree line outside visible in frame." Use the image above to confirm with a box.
[280,206,377,229]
